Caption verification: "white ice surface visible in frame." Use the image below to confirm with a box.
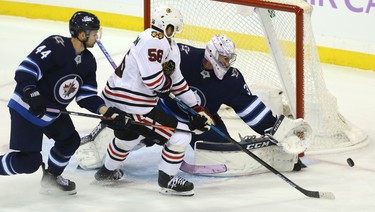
[1,16,375,212]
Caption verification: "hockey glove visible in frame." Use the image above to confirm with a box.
[23,87,46,118]
[189,105,215,134]
[155,75,172,98]
[265,115,311,154]
[162,60,175,76]
[101,107,130,130]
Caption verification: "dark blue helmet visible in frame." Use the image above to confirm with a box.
[69,11,100,38]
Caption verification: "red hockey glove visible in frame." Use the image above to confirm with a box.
[189,105,215,134]
[155,75,172,98]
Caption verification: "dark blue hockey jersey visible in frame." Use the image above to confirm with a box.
[160,43,276,135]
[8,35,105,126]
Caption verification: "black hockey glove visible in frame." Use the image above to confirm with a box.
[155,75,172,98]
[189,105,215,134]
[101,107,130,130]
[23,87,46,118]
[162,60,175,76]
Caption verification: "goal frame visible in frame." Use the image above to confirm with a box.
[143,0,368,154]
[143,0,305,119]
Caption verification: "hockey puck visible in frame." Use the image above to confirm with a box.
[346,158,355,167]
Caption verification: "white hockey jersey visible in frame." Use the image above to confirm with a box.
[102,28,197,115]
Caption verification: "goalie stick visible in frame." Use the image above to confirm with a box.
[169,93,335,200]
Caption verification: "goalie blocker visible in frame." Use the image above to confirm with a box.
[194,136,300,176]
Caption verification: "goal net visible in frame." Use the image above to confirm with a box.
[144,0,367,154]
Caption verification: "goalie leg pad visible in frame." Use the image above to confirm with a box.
[76,141,104,170]
[194,140,297,176]
[75,127,114,170]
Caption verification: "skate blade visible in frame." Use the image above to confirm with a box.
[40,187,77,196]
[159,188,194,196]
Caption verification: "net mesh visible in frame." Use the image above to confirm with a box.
[148,0,367,154]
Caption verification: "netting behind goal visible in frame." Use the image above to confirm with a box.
[145,0,368,154]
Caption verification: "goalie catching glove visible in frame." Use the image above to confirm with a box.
[265,115,311,154]
[101,107,131,130]
[189,105,215,134]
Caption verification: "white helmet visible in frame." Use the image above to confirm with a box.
[204,34,237,80]
[152,6,184,39]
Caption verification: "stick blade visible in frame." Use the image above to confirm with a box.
[304,189,335,200]
[300,188,335,200]
[319,192,335,200]
[180,161,227,174]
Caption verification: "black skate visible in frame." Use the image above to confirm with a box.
[40,163,76,195]
[293,158,307,171]
[158,170,194,196]
[95,165,124,181]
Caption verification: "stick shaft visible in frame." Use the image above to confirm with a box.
[168,94,333,199]
[96,39,117,69]
[46,108,192,134]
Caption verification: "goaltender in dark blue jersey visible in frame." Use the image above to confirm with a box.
[159,38,277,146]
[8,35,104,126]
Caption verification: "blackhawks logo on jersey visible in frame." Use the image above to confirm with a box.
[151,31,164,39]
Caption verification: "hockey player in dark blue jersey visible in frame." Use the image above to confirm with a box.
[0,11,129,195]
[160,37,275,145]
[159,34,311,173]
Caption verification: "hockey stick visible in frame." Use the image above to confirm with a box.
[168,93,335,200]
[97,39,117,69]
[46,108,193,134]
[80,122,106,145]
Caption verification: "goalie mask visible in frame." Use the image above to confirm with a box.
[204,34,237,80]
[152,6,184,39]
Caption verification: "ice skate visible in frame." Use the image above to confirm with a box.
[158,170,194,196]
[40,163,76,195]
[293,158,307,171]
[95,165,124,181]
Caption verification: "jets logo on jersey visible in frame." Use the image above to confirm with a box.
[180,45,190,55]
[54,74,82,104]
[176,86,206,116]
[190,86,206,106]
[53,36,65,46]
[231,68,239,78]
[151,31,164,39]
[63,81,77,97]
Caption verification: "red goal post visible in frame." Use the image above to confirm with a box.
[143,0,368,154]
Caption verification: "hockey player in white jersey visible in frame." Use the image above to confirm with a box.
[94,6,213,196]
[77,33,311,177]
